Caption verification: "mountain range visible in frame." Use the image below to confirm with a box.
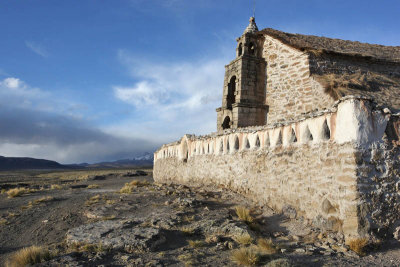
[0,153,154,171]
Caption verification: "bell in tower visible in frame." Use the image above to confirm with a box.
[216,17,268,131]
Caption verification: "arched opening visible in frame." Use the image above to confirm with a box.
[238,43,243,57]
[226,139,230,153]
[276,131,283,146]
[303,126,313,142]
[227,76,236,109]
[182,141,188,162]
[222,116,231,130]
[249,42,255,55]
[265,133,270,147]
[322,119,331,140]
[234,136,239,151]
[255,135,260,148]
[207,143,210,154]
[289,128,297,143]
[219,140,223,153]
[245,137,250,149]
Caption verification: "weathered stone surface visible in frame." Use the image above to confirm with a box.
[66,220,166,251]
[393,226,400,240]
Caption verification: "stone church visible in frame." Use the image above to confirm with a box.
[154,18,400,239]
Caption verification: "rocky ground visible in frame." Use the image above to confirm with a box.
[0,170,400,266]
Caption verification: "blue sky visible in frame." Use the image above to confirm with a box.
[0,0,399,163]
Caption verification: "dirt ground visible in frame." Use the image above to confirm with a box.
[0,169,399,266]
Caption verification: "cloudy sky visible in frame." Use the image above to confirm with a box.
[0,0,399,163]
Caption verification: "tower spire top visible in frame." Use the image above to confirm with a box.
[243,16,258,34]
[252,0,256,18]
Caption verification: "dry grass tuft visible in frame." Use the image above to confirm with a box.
[20,196,54,210]
[85,194,102,206]
[234,234,253,246]
[177,253,196,266]
[50,184,62,190]
[235,206,254,224]
[231,247,260,266]
[33,196,54,204]
[0,218,7,225]
[87,184,100,189]
[5,246,51,267]
[101,215,116,221]
[183,215,195,223]
[119,180,150,194]
[69,242,107,253]
[7,188,28,198]
[347,237,369,256]
[106,199,117,205]
[257,238,278,254]
[188,240,206,248]
[179,226,196,236]
[315,71,400,101]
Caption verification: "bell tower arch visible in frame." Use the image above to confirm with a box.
[216,17,268,131]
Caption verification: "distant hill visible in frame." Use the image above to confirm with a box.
[0,152,154,171]
[85,156,153,169]
[0,156,68,171]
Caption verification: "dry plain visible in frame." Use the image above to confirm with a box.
[0,169,399,266]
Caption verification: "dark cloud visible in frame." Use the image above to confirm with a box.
[0,106,159,163]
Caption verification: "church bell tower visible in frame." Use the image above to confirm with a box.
[216,17,267,131]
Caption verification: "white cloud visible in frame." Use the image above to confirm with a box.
[25,41,49,58]
[2,77,20,89]
[112,50,228,140]
[0,77,44,99]
[114,81,164,106]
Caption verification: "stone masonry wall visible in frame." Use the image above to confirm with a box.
[355,142,400,238]
[155,142,359,237]
[263,35,336,125]
[154,98,400,239]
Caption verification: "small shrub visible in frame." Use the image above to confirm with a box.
[50,184,62,190]
[257,238,278,254]
[234,234,253,246]
[87,184,100,189]
[347,237,368,256]
[231,247,259,266]
[188,240,206,248]
[7,188,28,198]
[1,188,6,194]
[235,206,254,224]
[5,246,51,267]
[0,218,7,225]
